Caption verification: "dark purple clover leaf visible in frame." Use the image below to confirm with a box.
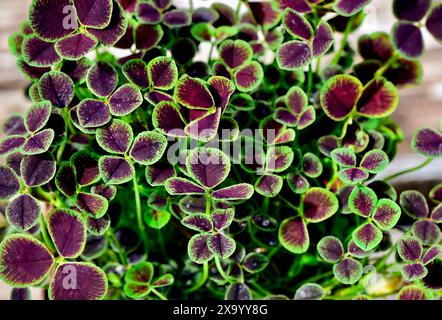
[0,135,25,157]
[91,185,117,201]
[429,183,442,203]
[86,215,111,236]
[302,153,323,178]
[174,75,215,110]
[96,119,133,154]
[208,76,236,111]
[402,263,428,281]
[87,1,128,47]
[400,190,429,219]
[422,246,441,265]
[352,222,383,251]
[431,203,442,222]
[286,86,307,115]
[243,253,269,274]
[109,84,143,116]
[184,107,221,143]
[122,59,150,89]
[75,192,109,218]
[372,198,401,230]
[18,60,51,82]
[87,62,118,98]
[330,147,357,167]
[333,0,371,16]
[98,156,135,185]
[347,239,371,258]
[338,167,369,185]
[294,283,325,300]
[318,135,338,156]
[3,115,27,136]
[21,153,56,187]
[266,146,294,173]
[392,21,424,59]
[398,236,423,262]
[282,8,313,40]
[349,185,378,217]
[29,0,75,42]
[5,194,41,231]
[360,149,389,173]
[0,234,54,286]
[297,106,316,130]
[71,150,100,186]
[152,101,186,137]
[188,234,214,263]
[186,148,230,189]
[163,9,191,28]
[165,177,205,195]
[207,233,236,259]
[317,236,344,263]
[147,57,178,91]
[182,214,213,233]
[393,0,431,22]
[411,127,442,158]
[398,285,433,300]
[276,40,311,71]
[211,208,235,231]
[225,282,252,300]
[49,262,107,300]
[55,33,98,60]
[25,101,51,133]
[145,90,173,106]
[73,0,113,28]
[356,78,399,118]
[426,4,442,43]
[212,184,254,201]
[312,20,334,57]
[333,258,363,285]
[145,163,176,187]
[22,36,60,67]
[254,174,283,198]
[303,187,339,223]
[218,39,253,69]
[412,220,441,246]
[47,209,86,258]
[129,131,167,166]
[77,99,111,128]
[287,173,310,194]
[22,129,54,155]
[279,217,309,254]
[38,71,74,108]
[136,1,161,24]
[320,75,362,121]
[274,108,298,127]
[249,1,281,29]
[134,24,163,51]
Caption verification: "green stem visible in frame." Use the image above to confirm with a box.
[300,271,334,286]
[188,0,194,11]
[208,43,215,63]
[151,288,168,300]
[186,262,209,293]
[331,16,354,65]
[307,63,313,97]
[108,228,127,266]
[133,176,148,251]
[383,158,433,182]
[215,256,234,284]
[234,0,242,25]
[205,191,211,215]
[375,54,399,78]
[249,282,272,297]
[40,214,56,253]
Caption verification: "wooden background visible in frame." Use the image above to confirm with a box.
[0,0,441,299]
